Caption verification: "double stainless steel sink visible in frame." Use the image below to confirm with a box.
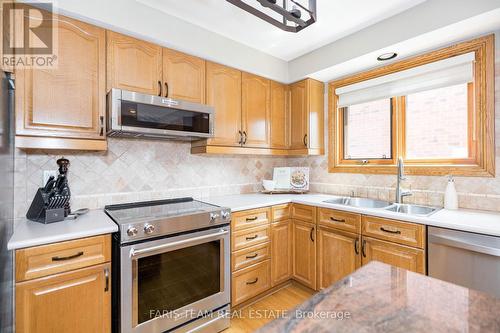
[323,197,439,216]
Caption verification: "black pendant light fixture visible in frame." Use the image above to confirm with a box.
[226,0,317,33]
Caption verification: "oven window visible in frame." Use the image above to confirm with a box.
[137,241,221,324]
[121,101,210,134]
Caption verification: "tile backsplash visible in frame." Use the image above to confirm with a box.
[14,139,288,218]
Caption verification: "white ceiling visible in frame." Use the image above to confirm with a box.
[136,0,427,61]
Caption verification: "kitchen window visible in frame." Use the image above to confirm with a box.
[329,35,495,176]
[340,98,395,165]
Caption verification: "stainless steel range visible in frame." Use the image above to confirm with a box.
[105,197,231,333]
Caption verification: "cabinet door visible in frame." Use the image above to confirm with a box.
[362,237,425,274]
[16,263,111,333]
[162,48,205,103]
[317,227,360,289]
[206,62,242,146]
[289,80,308,149]
[241,72,271,148]
[270,81,289,149]
[106,31,162,95]
[292,219,316,290]
[307,79,325,150]
[271,220,292,286]
[15,14,106,140]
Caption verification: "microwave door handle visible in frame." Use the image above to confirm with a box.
[129,229,229,258]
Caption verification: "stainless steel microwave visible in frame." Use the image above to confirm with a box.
[107,89,215,140]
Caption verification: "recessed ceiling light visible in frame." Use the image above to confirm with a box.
[377,52,398,61]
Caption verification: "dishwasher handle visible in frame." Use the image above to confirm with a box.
[428,234,500,257]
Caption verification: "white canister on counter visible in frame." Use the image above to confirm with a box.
[444,175,458,210]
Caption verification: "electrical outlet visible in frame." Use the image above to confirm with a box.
[43,170,58,185]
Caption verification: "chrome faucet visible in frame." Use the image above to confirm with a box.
[395,157,412,203]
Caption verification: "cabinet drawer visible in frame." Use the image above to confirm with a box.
[362,216,425,248]
[16,235,111,282]
[232,207,271,230]
[318,208,361,234]
[232,242,270,271]
[232,260,271,306]
[291,204,316,223]
[271,204,291,222]
[232,225,270,251]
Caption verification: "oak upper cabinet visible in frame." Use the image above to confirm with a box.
[270,81,289,149]
[292,219,316,290]
[289,78,324,154]
[317,227,361,289]
[162,48,205,103]
[241,73,271,148]
[16,263,111,333]
[15,13,107,150]
[106,31,162,95]
[270,220,292,286]
[361,237,425,274]
[205,61,242,146]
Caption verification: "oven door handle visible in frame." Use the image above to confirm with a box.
[129,229,229,258]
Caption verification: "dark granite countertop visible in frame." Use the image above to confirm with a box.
[258,262,500,333]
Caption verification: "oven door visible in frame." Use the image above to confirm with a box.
[120,226,230,333]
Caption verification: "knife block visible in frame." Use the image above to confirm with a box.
[26,188,68,224]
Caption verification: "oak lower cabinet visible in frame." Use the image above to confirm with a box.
[317,227,361,290]
[15,235,112,333]
[361,237,425,274]
[15,11,107,151]
[292,219,316,290]
[270,219,292,286]
[16,263,111,333]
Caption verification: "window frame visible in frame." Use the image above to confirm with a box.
[328,34,495,177]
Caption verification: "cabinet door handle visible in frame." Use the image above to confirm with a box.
[361,239,367,258]
[99,116,104,136]
[158,80,162,96]
[330,217,345,223]
[354,238,359,255]
[380,227,401,235]
[310,227,315,242]
[51,251,84,261]
[104,267,109,292]
[164,82,169,97]
[303,134,308,147]
[243,131,247,145]
[246,216,258,222]
[238,130,243,145]
[246,278,258,285]
[246,253,258,259]
[246,235,258,241]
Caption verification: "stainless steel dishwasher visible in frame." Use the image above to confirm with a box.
[428,226,500,298]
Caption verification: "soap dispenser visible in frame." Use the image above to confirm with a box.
[444,175,458,210]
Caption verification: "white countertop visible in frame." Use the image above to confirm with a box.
[205,193,500,237]
[7,209,118,250]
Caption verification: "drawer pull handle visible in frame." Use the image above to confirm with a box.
[246,216,258,222]
[246,253,258,259]
[354,238,359,255]
[246,278,258,285]
[380,227,401,234]
[330,217,346,223]
[361,240,367,258]
[246,235,258,241]
[52,251,84,261]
